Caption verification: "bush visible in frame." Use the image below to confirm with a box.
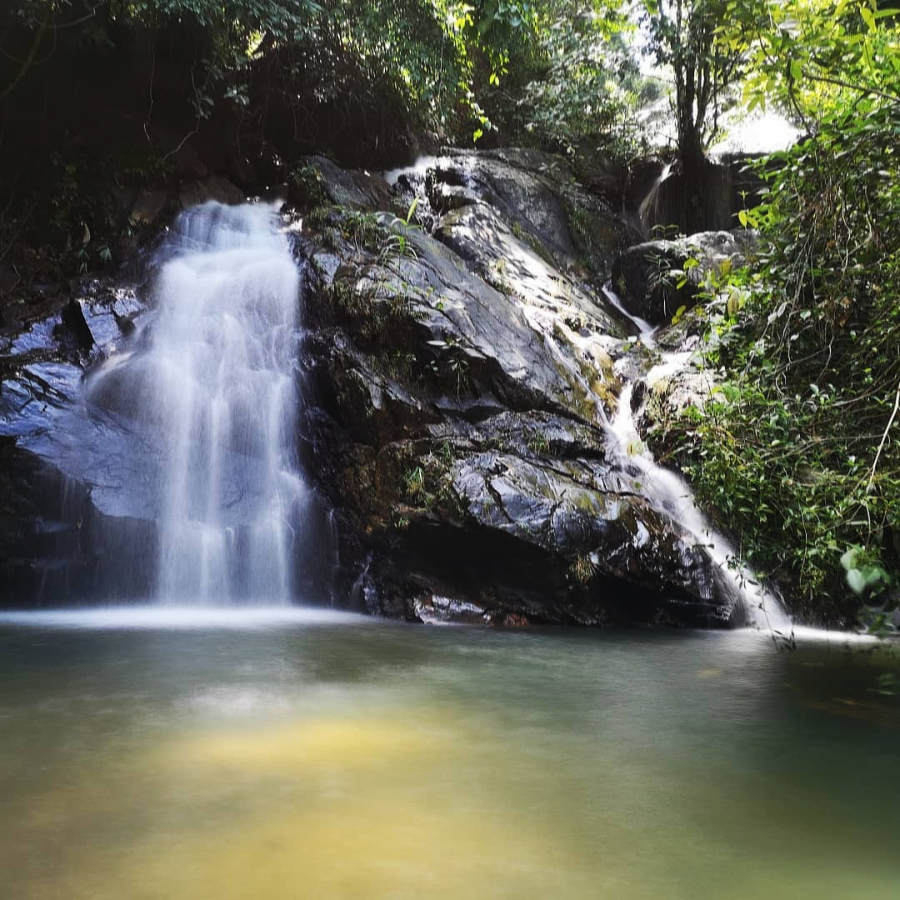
[667,98,899,625]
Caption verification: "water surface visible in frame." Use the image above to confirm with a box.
[1,610,897,899]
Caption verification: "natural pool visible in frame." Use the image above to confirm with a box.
[1,609,897,899]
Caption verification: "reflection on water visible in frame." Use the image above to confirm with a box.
[0,612,898,899]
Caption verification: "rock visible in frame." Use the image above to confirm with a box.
[1,146,748,626]
[435,203,621,337]
[418,148,634,277]
[130,187,171,226]
[0,441,157,604]
[59,299,94,353]
[414,594,488,625]
[612,230,756,325]
[0,272,156,605]
[178,175,245,209]
[289,156,393,212]
[298,152,746,625]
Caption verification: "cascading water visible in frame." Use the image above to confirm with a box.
[86,202,306,604]
[595,282,791,630]
[607,382,791,630]
[638,162,673,235]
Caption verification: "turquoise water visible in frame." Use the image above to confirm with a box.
[0,609,898,899]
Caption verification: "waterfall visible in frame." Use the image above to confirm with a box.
[86,202,306,605]
[594,283,791,630]
[638,162,673,236]
[607,382,791,631]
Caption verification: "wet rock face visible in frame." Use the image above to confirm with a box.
[0,278,158,603]
[0,148,745,624]
[298,150,741,626]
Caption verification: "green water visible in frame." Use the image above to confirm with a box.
[0,609,898,899]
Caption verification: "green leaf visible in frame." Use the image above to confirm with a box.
[861,6,876,32]
[846,568,867,594]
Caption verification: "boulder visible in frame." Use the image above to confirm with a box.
[289,156,393,212]
[178,174,245,209]
[612,230,756,325]
[297,153,746,626]
[130,187,171,226]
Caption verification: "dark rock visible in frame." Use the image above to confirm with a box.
[293,156,393,212]
[178,175,245,209]
[297,153,745,625]
[1,147,747,626]
[59,299,94,353]
[0,442,157,605]
[612,230,756,325]
[130,187,172,226]
[0,271,157,605]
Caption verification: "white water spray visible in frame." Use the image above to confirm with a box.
[87,202,306,604]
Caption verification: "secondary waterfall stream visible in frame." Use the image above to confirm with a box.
[601,285,791,631]
[86,202,306,604]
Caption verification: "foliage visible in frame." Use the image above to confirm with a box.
[737,0,900,122]
[515,4,646,162]
[663,1,900,624]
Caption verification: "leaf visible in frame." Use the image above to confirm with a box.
[767,301,788,324]
[846,568,867,594]
[861,6,876,32]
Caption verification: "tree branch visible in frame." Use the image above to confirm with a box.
[867,378,900,492]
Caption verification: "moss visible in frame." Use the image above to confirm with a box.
[568,553,597,585]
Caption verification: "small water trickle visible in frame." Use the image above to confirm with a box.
[602,285,656,348]
[86,202,307,605]
[606,382,791,631]
[638,161,673,235]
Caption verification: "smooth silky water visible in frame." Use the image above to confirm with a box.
[81,201,307,604]
[1,611,898,899]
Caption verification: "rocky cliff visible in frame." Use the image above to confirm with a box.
[0,149,757,625]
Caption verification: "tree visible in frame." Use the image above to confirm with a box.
[642,0,743,163]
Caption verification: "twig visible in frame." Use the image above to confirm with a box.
[144,41,155,142]
[867,377,900,491]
